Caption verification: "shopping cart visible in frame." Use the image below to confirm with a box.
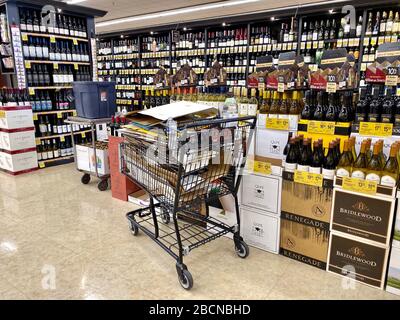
[120,116,257,289]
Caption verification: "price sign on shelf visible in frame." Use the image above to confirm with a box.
[35,138,41,145]
[33,113,38,121]
[359,122,393,137]
[253,161,272,175]
[25,61,31,69]
[294,170,323,187]
[81,132,86,138]
[57,112,62,119]
[74,63,79,70]
[0,110,5,119]
[326,81,337,93]
[60,136,65,142]
[266,118,289,130]
[342,177,377,195]
[21,33,28,41]
[307,120,335,135]
[73,39,78,45]
[50,36,56,43]
[53,63,59,70]
[385,67,398,86]
[39,162,45,169]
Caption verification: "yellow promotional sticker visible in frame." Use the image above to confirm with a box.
[294,170,323,187]
[266,118,289,130]
[307,121,335,135]
[254,161,272,175]
[342,177,377,195]
[359,122,393,137]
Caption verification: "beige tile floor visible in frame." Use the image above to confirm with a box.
[0,163,399,300]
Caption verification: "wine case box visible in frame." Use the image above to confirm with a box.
[280,213,330,270]
[241,206,280,254]
[241,172,281,215]
[0,129,36,151]
[281,171,333,224]
[76,144,91,172]
[0,150,38,173]
[327,232,389,290]
[350,133,398,160]
[76,144,110,175]
[330,187,396,247]
[393,194,400,249]
[386,246,400,296]
[0,108,34,130]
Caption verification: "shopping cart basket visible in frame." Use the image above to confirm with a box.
[120,116,257,289]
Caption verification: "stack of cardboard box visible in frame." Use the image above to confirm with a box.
[386,199,400,295]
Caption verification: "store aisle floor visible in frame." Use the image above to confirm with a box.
[0,164,398,300]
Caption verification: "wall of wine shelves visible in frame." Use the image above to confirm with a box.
[97,0,400,113]
[1,0,105,171]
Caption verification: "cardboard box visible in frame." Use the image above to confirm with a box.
[0,150,38,173]
[331,188,396,246]
[76,145,91,172]
[89,147,110,175]
[386,246,400,296]
[241,172,281,215]
[241,206,280,254]
[281,171,333,224]
[280,212,330,269]
[96,123,108,141]
[393,209,400,249]
[255,127,289,164]
[327,232,389,289]
[0,129,36,151]
[0,108,34,130]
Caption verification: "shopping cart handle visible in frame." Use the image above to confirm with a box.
[181,116,257,129]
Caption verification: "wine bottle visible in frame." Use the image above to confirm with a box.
[313,91,324,120]
[352,141,368,179]
[365,143,382,183]
[310,141,323,174]
[284,137,298,172]
[298,139,311,172]
[336,140,353,177]
[322,142,336,179]
[381,143,399,187]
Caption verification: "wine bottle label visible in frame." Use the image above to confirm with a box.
[56,52,61,60]
[36,47,43,58]
[380,175,396,187]
[322,168,335,179]
[351,170,365,179]
[42,152,48,160]
[381,115,392,123]
[33,25,39,32]
[284,162,297,172]
[238,104,248,116]
[47,151,53,159]
[40,25,46,33]
[48,26,54,33]
[50,52,55,60]
[297,164,310,172]
[27,24,33,31]
[365,173,381,183]
[336,168,350,178]
[29,46,36,57]
[380,23,386,33]
[43,47,49,58]
[23,45,30,57]
[53,125,58,133]
[37,152,42,161]
[61,53,67,61]
[20,23,26,31]
[54,150,60,158]
[63,125,67,133]
[247,104,258,116]
[39,124,47,133]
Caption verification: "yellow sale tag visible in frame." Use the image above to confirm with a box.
[254,161,272,175]
[33,113,38,120]
[307,121,335,135]
[363,37,370,46]
[326,82,337,93]
[277,83,285,93]
[73,39,78,45]
[25,61,31,69]
[370,37,377,46]
[306,42,312,49]
[53,63,59,70]
[359,122,393,137]
[0,110,5,118]
[74,63,79,70]
[39,162,45,168]
[57,112,62,119]
[342,177,377,195]
[35,138,40,145]
[313,41,318,49]
[50,36,56,43]
[294,170,323,187]
[81,132,86,138]
[29,88,35,95]
[73,110,77,116]
[21,33,28,41]
[337,39,343,47]
[60,136,65,142]
[378,37,385,45]
[385,75,398,86]
[266,118,289,130]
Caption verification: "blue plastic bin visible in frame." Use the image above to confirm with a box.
[73,82,116,119]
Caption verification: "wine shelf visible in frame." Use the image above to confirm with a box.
[36,129,91,141]
[38,155,74,168]
[24,60,91,65]
[29,86,73,90]
[34,110,76,115]
[22,32,88,42]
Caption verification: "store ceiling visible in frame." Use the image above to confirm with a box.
[64,0,327,35]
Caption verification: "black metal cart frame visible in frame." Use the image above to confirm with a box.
[120,116,256,289]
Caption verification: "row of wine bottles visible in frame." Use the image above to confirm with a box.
[26,64,90,87]
[35,114,90,137]
[19,8,87,39]
[30,90,72,112]
[23,36,90,62]
[336,138,399,187]
[37,138,74,161]
[0,89,30,107]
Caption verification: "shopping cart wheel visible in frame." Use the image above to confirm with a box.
[235,240,249,259]
[98,179,108,191]
[161,210,170,224]
[176,264,193,290]
[129,222,139,236]
[81,173,90,185]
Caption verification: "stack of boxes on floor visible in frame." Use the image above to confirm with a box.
[387,214,400,294]
[328,178,396,289]
[0,96,38,174]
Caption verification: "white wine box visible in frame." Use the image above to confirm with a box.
[0,150,38,174]
[393,192,400,249]
[386,246,400,296]
[0,107,34,130]
[331,188,396,247]
[0,129,36,151]
[76,144,91,172]
[241,172,281,215]
[327,231,389,290]
[241,206,280,254]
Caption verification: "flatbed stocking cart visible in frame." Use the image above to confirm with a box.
[120,116,257,290]
[65,116,111,191]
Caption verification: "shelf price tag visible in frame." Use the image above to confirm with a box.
[294,170,323,187]
[73,39,78,45]
[53,63,59,70]
[253,160,272,175]
[33,113,38,121]
[337,39,343,47]
[21,33,28,41]
[57,112,62,119]
[35,138,41,145]
[39,162,45,169]
[29,88,35,95]
[266,118,289,130]
[385,67,398,86]
[50,36,56,43]
[81,132,86,138]
[370,37,377,46]
[74,63,79,70]
[363,37,370,46]
[60,136,65,142]
[25,61,31,69]
[0,110,5,119]
[359,122,393,137]
[326,76,337,93]
[342,177,377,195]
[307,120,335,135]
